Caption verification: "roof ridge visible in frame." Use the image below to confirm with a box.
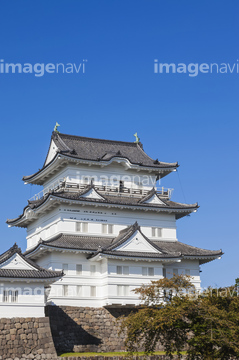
[55,132,138,147]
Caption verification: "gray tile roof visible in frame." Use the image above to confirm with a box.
[52,132,178,168]
[29,188,197,210]
[22,132,178,181]
[56,188,198,209]
[24,234,114,254]
[24,228,223,261]
[6,187,198,226]
[88,222,222,260]
[0,268,63,279]
[0,243,64,279]
[152,241,222,257]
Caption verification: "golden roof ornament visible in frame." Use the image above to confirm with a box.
[54,122,60,133]
[134,132,140,143]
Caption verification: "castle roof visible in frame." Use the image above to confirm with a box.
[22,132,179,184]
[0,243,64,280]
[6,186,199,227]
[24,224,223,265]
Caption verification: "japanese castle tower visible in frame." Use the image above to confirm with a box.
[5,130,222,309]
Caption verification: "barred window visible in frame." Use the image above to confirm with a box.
[90,286,96,297]
[2,290,18,303]
[117,266,129,275]
[142,267,154,276]
[90,265,96,275]
[77,286,82,297]
[76,222,88,233]
[76,264,82,275]
[62,263,68,274]
[63,285,68,296]
[12,291,18,303]
[102,224,113,234]
[3,290,9,302]
[151,227,162,237]
[117,285,129,296]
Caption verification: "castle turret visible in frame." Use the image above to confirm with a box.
[6,131,222,307]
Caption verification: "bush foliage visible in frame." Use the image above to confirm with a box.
[120,275,239,359]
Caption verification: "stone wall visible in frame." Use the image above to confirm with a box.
[47,305,143,353]
[0,317,57,360]
[56,356,186,360]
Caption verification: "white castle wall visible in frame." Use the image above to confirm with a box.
[26,205,177,249]
[0,282,46,318]
[36,252,200,308]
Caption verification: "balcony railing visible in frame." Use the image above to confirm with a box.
[29,179,173,201]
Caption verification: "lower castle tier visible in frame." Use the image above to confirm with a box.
[2,131,222,312]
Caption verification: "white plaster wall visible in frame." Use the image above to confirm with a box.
[34,252,200,308]
[0,282,45,318]
[26,205,177,250]
[0,304,45,317]
[164,259,201,289]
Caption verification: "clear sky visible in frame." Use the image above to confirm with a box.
[0,0,238,288]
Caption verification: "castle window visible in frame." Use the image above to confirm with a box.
[151,227,162,238]
[62,264,68,274]
[117,285,129,296]
[117,266,129,275]
[117,266,122,274]
[102,224,113,234]
[3,290,18,303]
[148,267,154,276]
[90,286,96,297]
[163,268,167,278]
[12,291,18,303]
[76,222,88,233]
[90,265,96,275]
[63,285,68,296]
[76,264,82,275]
[77,286,82,297]
[3,290,9,302]
[142,267,154,276]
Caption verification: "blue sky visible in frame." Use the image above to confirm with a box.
[0,0,238,288]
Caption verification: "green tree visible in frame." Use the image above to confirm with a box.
[120,275,239,359]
